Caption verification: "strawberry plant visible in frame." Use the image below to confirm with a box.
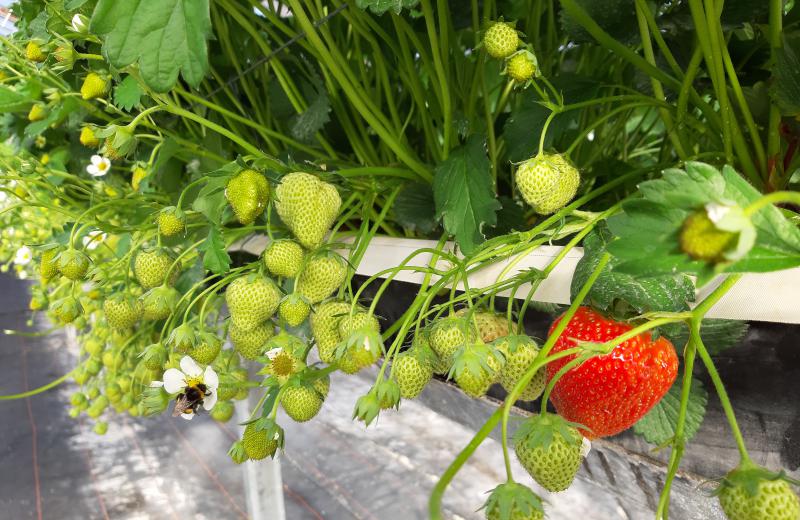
[1,0,799,518]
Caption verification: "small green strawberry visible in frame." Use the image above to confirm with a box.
[274,172,342,249]
[229,321,274,360]
[26,41,46,62]
[242,418,283,460]
[482,481,545,520]
[279,293,311,327]
[39,247,61,281]
[496,335,545,402]
[717,463,800,520]
[210,401,235,422]
[393,350,434,399]
[311,300,350,362]
[103,293,143,330]
[311,371,330,399]
[134,247,178,289]
[484,22,519,59]
[157,206,186,237]
[505,50,538,83]
[80,72,109,100]
[80,127,100,147]
[166,322,196,353]
[141,285,180,321]
[296,251,347,304]
[28,104,47,122]
[58,248,91,281]
[263,239,304,278]
[451,342,504,397]
[680,209,738,263]
[429,317,478,371]
[190,331,222,365]
[336,310,383,374]
[516,153,580,215]
[225,273,282,331]
[225,169,270,225]
[52,296,82,325]
[217,369,248,401]
[514,412,584,492]
[140,343,166,371]
[281,383,324,422]
[457,309,510,343]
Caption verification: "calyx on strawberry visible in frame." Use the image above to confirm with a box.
[140,285,180,321]
[58,248,90,280]
[225,168,270,225]
[716,462,800,520]
[513,412,585,492]
[449,342,504,398]
[516,153,580,215]
[335,310,384,374]
[274,172,341,249]
[546,307,678,438]
[482,481,545,520]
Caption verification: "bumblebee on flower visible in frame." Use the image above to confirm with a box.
[151,356,218,420]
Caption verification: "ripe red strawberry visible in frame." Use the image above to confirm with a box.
[546,307,678,438]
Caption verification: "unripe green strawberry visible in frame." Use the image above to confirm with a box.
[166,322,196,354]
[70,392,88,407]
[263,239,304,278]
[516,154,580,215]
[506,51,538,83]
[242,419,282,460]
[274,172,342,249]
[141,285,180,321]
[393,351,433,399]
[484,22,519,59]
[52,297,81,325]
[84,337,104,357]
[311,300,349,362]
[456,309,510,343]
[514,413,584,492]
[429,317,478,370]
[296,252,347,304]
[157,207,186,237]
[680,209,738,263]
[279,293,311,327]
[103,294,143,330]
[131,166,148,190]
[338,310,380,339]
[452,343,503,397]
[225,169,270,225]
[26,41,46,62]
[80,72,109,100]
[58,248,90,281]
[39,248,61,280]
[28,104,47,122]
[225,273,282,331]
[281,384,323,422]
[210,401,235,423]
[496,335,545,401]
[80,126,100,147]
[717,464,800,520]
[134,247,178,289]
[217,369,247,401]
[140,343,166,371]
[483,482,545,520]
[336,310,383,374]
[190,332,222,364]
[229,321,274,360]
[312,372,330,399]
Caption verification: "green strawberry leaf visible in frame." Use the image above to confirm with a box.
[113,75,145,112]
[200,226,231,275]
[560,0,639,44]
[0,86,34,113]
[393,182,438,234]
[608,162,800,283]
[192,174,230,225]
[433,135,501,254]
[90,0,212,92]
[486,196,526,238]
[660,319,749,355]
[633,377,708,445]
[572,224,696,316]
[290,91,331,143]
[355,0,419,15]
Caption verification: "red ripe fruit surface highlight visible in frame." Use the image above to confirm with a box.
[546,307,678,439]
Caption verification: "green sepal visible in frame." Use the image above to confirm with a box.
[481,481,544,520]
[714,462,800,497]
[227,440,249,464]
[353,391,381,426]
[513,412,586,450]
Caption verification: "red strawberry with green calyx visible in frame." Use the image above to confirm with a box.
[546,306,678,439]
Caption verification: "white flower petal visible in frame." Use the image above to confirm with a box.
[203,366,219,389]
[581,437,592,458]
[180,356,203,377]
[202,390,217,411]
[180,412,194,421]
[90,155,103,166]
[162,368,187,394]
[265,348,282,360]
[86,164,98,175]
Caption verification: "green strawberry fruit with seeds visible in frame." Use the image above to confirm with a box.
[39,247,61,280]
[496,335,545,402]
[229,320,274,360]
[58,248,90,281]
[274,172,342,249]
[190,331,222,365]
[210,401,234,422]
[484,22,519,59]
[296,251,347,304]
[281,383,324,423]
[134,247,178,289]
[141,285,180,321]
[311,300,350,362]
[680,209,738,263]
[263,239,305,278]
[225,273,282,331]
[279,293,311,327]
[393,350,433,399]
[516,153,580,215]
[157,206,186,237]
[242,418,283,460]
[717,463,800,520]
[225,168,270,225]
[103,294,143,330]
[451,342,504,398]
[429,317,478,370]
[506,50,538,83]
[514,412,585,492]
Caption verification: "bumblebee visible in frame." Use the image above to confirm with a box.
[172,382,211,418]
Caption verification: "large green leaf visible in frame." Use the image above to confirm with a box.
[661,319,749,355]
[433,135,501,254]
[770,36,800,117]
[633,377,708,445]
[393,183,438,234]
[0,86,34,113]
[355,0,419,15]
[200,226,231,275]
[90,0,212,92]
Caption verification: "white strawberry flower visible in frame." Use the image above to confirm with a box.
[82,230,107,251]
[71,14,89,33]
[151,356,219,420]
[14,245,32,266]
[86,155,111,177]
